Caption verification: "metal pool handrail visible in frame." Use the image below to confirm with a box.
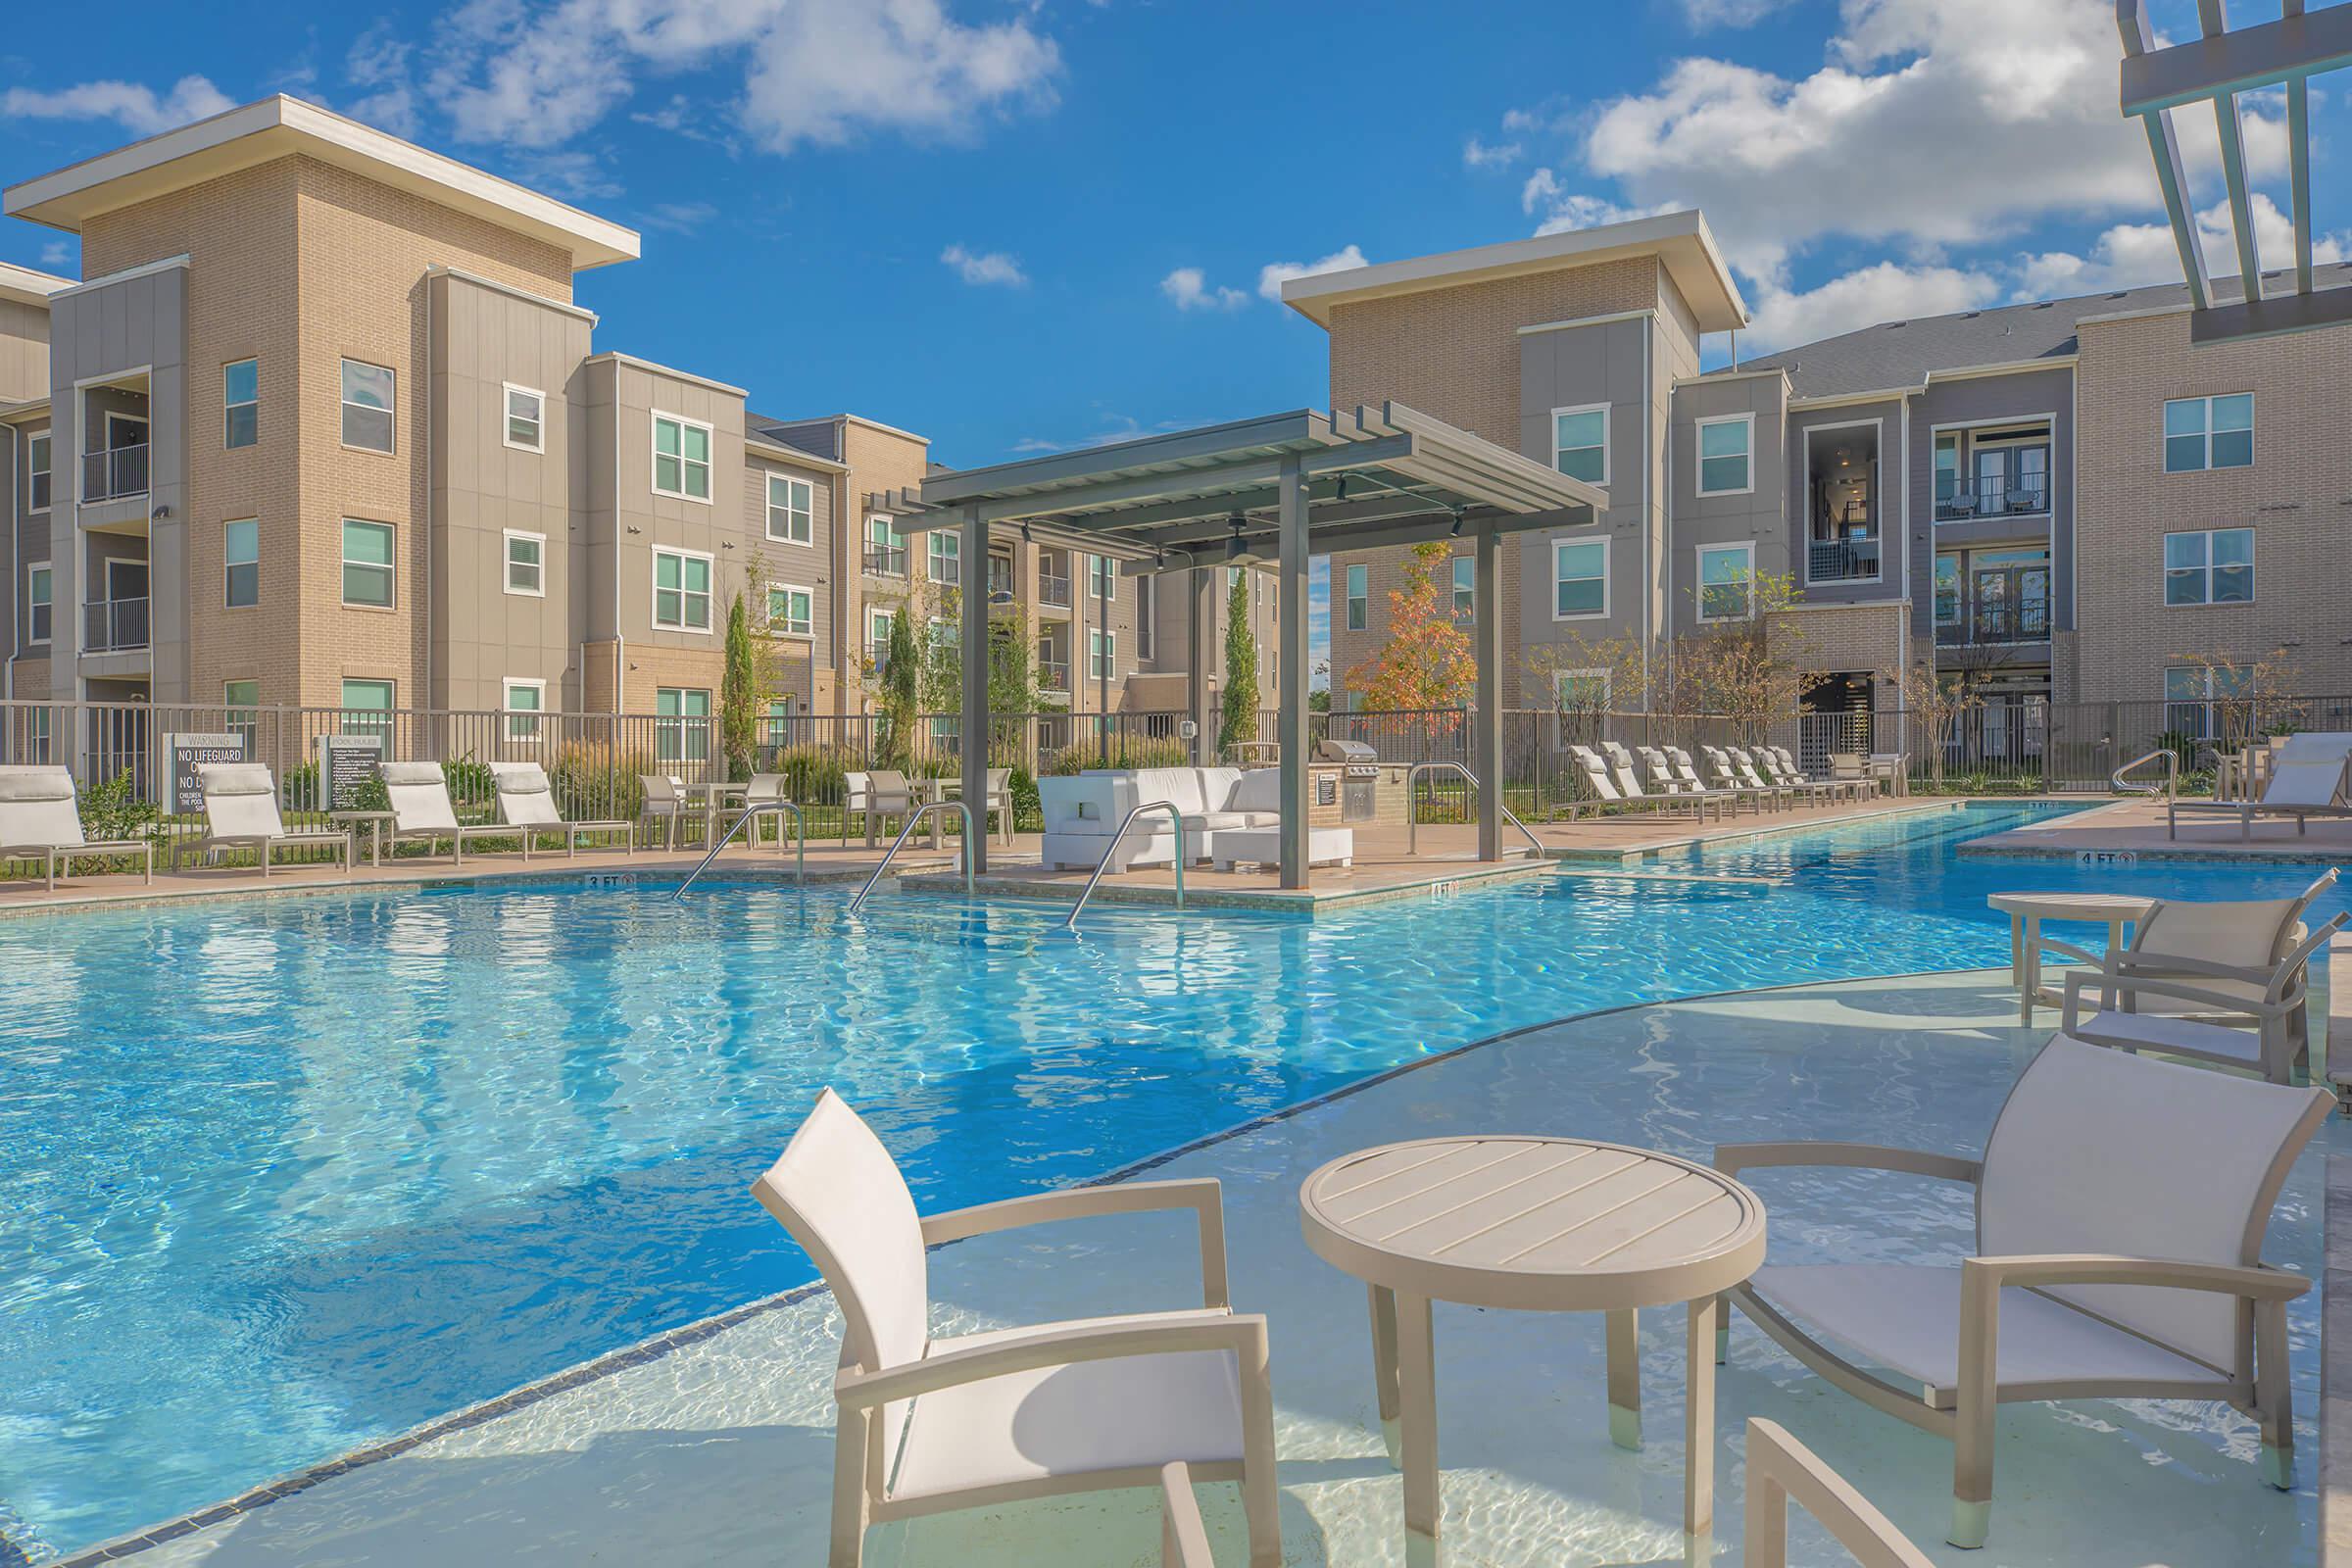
[1065,800,1185,933]
[2111,748,2178,802]
[672,801,806,900]
[1403,760,1545,858]
[848,801,975,913]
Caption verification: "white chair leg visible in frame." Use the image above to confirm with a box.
[2257,1296,2295,1488]
[828,1406,870,1568]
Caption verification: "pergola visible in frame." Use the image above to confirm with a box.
[871,402,1604,889]
[2118,0,2352,341]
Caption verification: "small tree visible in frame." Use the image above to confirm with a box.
[876,599,920,769]
[2172,645,2305,755]
[1523,631,1647,750]
[1345,542,1478,713]
[1219,568,1259,757]
[719,591,760,780]
[1660,569,1804,740]
[1879,656,1983,786]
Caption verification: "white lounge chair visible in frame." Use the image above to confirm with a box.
[490,761,632,858]
[1718,1033,2329,1548]
[752,1090,1281,1568]
[0,765,154,890]
[2050,870,2344,1085]
[1745,1418,1935,1568]
[1769,745,1871,803]
[2170,731,2352,841]
[1705,746,1793,809]
[381,761,512,863]
[1558,745,1716,821]
[1639,746,1746,815]
[638,773,690,850]
[192,762,353,877]
[1158,1460,1214,1568]
[1740,747,1839,807]
[1603,741,1736,821]
[1667,746,1767,814]
[845,768,914,845]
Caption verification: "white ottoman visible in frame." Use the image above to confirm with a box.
[1209,826,1353,871]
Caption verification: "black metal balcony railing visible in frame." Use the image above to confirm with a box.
[84,597,149,653]
[1040,659,1071,692]
[82,444,150,503]
[988,564,1014,601]
[1039,571,1071,608]
[864,544,907,578]
[1806,537,1882,583]
[1936,599,2051,647]
[1936,477,2051,522]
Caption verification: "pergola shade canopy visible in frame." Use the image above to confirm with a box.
[869,403,1604,568]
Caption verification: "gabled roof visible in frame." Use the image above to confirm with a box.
[1729,263,2352,400]
[0,260,72,309]
[5,95,639,272]
[1280,210,1748,333]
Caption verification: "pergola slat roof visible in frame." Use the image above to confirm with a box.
[868,402,1603,566]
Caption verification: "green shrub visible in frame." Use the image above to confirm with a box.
[552,742,653,821]
[1008,765,1041,832]
[1044,735,1192,774]
[771,743,852,805]
[78,770,161,843]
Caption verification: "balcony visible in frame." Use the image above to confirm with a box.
[1936,598,2051,648]
[1807,537,1882,583]
[863,544,907,578]
[987,560,1014,602]
[1040,658,1071,692]
[81,444,150,504]
[1039,570,1071,608]
[84,597,149,653]
[1936,476,2051,522]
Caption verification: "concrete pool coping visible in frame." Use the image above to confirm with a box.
[30,962,2347,1568]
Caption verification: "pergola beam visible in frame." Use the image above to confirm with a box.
[2212,89,2263,303]
[2119,0,2352,115]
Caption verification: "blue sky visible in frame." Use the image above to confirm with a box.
[1,0,2339,684]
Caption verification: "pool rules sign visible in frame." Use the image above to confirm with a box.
[164,732,245,813]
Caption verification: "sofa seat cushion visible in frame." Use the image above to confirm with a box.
[1181,810,1255,832]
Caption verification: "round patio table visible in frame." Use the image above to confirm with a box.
[1984,891,2156,1024]
[1299,1136,1766,1565]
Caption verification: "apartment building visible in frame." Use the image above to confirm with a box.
[1299,211,2352,738]
[0,94,1248,749]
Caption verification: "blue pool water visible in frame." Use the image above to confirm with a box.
[3,801,2345,1559]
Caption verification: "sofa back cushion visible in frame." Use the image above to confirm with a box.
[1229,768,1282,813]
[1131,767,1207,816]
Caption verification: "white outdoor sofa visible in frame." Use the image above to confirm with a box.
[1038,765,1283,871]
[0,765,153,890]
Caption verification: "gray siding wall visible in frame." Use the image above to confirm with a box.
[426,270,595,712]
[1516,315,1652,659]
[1666,371,1786,637]
[0,299,49,404]
[46,262,187,698]
[744,449,838,702]
[1907,367,2075,638]
[598,357,749,647]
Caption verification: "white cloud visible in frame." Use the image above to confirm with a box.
[423,0,1059,154]
[1742,260,2001,354]
[512,150,625,202]
[1678,0,1796,27]
[644,200,718,234]
[1160,267,1248,312]
[1519,172,1687,236]
[1582,0,2288,280]
[1462,135,1522,170]
[344,22,420,137]
[38,240,74,270]
[0,75,234,136]
[1257,244,1366,302]
[2015,193,2349,299]
[941,243,1027,287]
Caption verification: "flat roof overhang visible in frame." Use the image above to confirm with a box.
[871,402,1603,570]
[6,95,640,272]
[0,260,72,309]
[1279,210,1749,333]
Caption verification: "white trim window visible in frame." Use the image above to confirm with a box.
[504,678,545,739]
[655,687,710,762]
[765,472,813,545]
[1551,404,1608,485]
[224,518,260,608]
[652,412,712,501]
[505,529,546,597]
[2165,664,2249,740]
[25,428,50,513]
[1697,542,1756,622]
[1090,552,1116,601]
[928,529,960,587]
[341,519,395,608]
[340,678,396,742]
[504,384,545,453]
[25,561,51,645]
[224,359,259,449]
[1551,666,1610,746]
[1089,627,1116,680]
[2163,393,2253,472]
[652,547,713,630]
[1694,413,1753,496]
[1345,563,1368,630]
[865,514,906,577]
[1551,537,1607,619]
[340,358,395,453]
[1451,556,1474,621]
[867,607,895,669]
[2163,526,2253,606]
[767,581,813,638]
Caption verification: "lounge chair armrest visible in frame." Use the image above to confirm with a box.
[1714,1141,1981,1185]
[1962,1252,2308,1302]
[2029,934,2106,969]
[833,1310,1267,1409]
[2104,951,2292,987]
[921,1177,1229,1308]
[2061,966,2296,1019]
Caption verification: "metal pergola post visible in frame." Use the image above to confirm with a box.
[1474,520,1502,862]
[1277,456,1310,889]
[958,504,990,874]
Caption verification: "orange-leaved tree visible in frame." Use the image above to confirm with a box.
[1345,542,1478,712]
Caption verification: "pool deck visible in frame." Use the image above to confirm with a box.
[1962,796,2352,862]
[0,794,1963,917]
[42,969,2341,1568]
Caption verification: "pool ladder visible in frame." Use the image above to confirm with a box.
[1403,761,1546,858]
[1064,800,1186,933]
[847,801,976,913]
[671,801,806,901]
[2110,748,2178,803]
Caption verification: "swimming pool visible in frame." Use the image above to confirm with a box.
[3,801,2343,1559]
